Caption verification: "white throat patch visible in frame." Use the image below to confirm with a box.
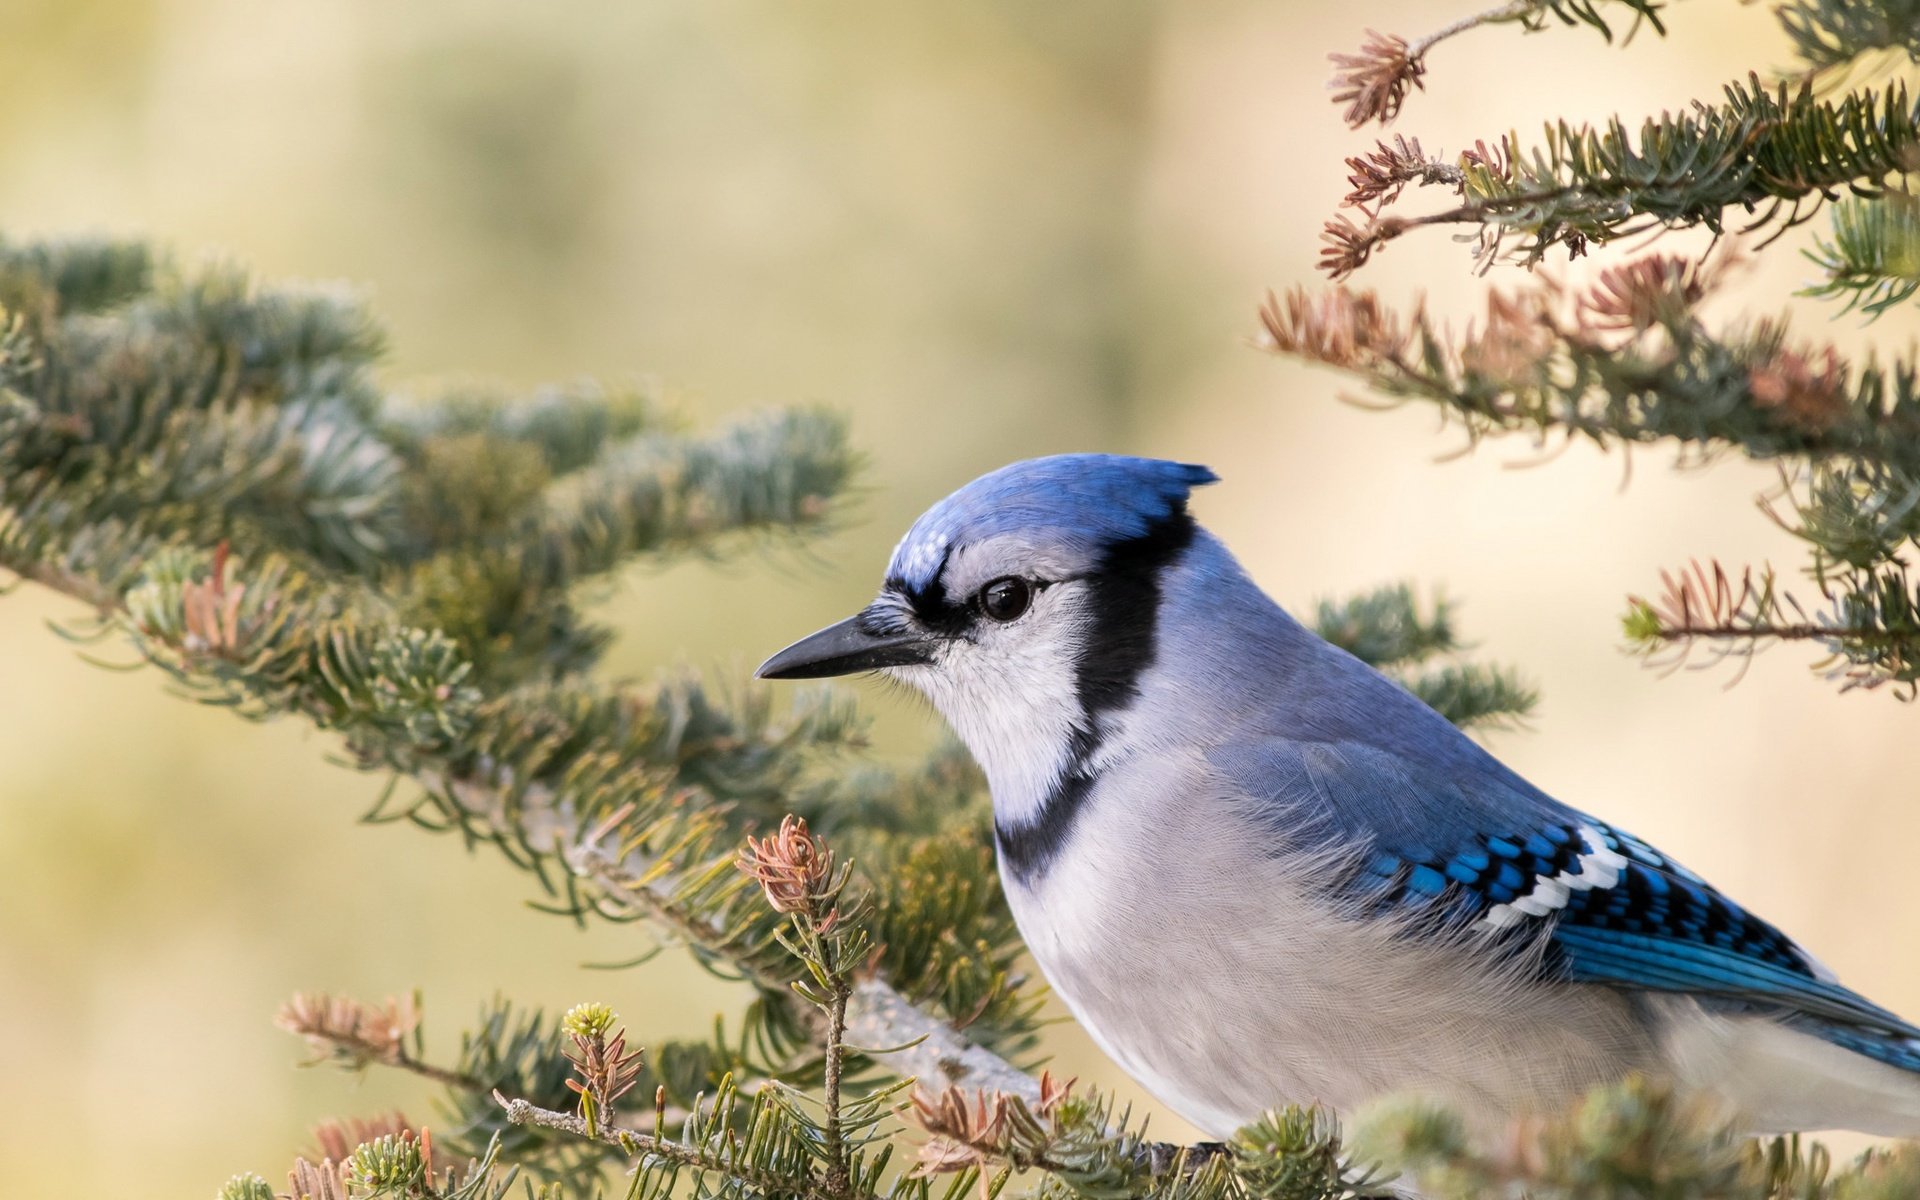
[888,585,1091,827]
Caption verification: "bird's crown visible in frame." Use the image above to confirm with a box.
[886,453,1218,592]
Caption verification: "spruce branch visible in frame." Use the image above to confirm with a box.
[218,1174,278,1200]
[561,804,1038,1094]
[480,816,1040,1200]
[1328,29,1430,130]
[1318,76,1920,277]
[271,1128,527,1200]
[1330,2,1670,129]
[906,1073,1082,1178]
[1403,662,1539,731]
[1311,581,1462,668]
[560,1003,646,1135]
[1339,136,1465,212]
[308,1112,419,1166]
[1342,1075,1917,1199]
[1778,0,1920,73]
[907,1078,1396,1200]
[1804,193,1920,317]
[276,991,489,1094]
[13,528,1042,1105]
[1259,251,1920,691]
[495,1083,834,1200]
[739,814,865,1194]
[12,550,1013,1078]
[1623,557,1920,691]
[1257,253,1920,470]
[0,234,154,318]
[323,1130,521,1200]
[1311,582,1536,730]
[382,379,661,483]
[0,234,1055,1193]
[285,1156,350,1200]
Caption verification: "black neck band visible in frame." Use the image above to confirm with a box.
[995,510,1196,883]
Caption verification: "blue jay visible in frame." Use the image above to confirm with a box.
[757,454,1920,1137]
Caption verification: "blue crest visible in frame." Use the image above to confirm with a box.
[887,454,1219,591]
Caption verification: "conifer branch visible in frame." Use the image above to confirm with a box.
[1622,557,1920,691]
[0,236,1046,1178]
[277,991,491,1095]
[1803,194,1920,317]
[1404,663,1539,731]
[8,543,1044,1100]
[1330,2,1670,128]
[1258,254,1920,470]
[1778,0,1920,73]
[496,1091,833,1200]
[845,979,1042,1104]
[277,1130,523,1200]
[1259,252,1920,690]
[1318,76,1920,277]
[1311,582,1536,730]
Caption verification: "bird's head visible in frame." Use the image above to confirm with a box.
[757,454,1218,808]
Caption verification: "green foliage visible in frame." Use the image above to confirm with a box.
[1229,1108,1395,1200]
[1302,0,1920,695]
[1311,582,1460,667]
[861,828,1037,1062]
[217,1175,277,1200]
[1502,0,1670,43]
[0,232,910,1195]
[912,1085,1395,1200]
[561,1002,618,1042]
[349,1134,521,1200]
[1262,245,1920,691]
[1805,195,1920,317]
[1341,1076,1920,1199]
[0,234,154,317]
[436,998,622,1191]
[1312,583,1536,730]
[1779,0,1920,71]
[346,1134,430,1196]
[1325,76,1920,276]
[1402,663,1540,732]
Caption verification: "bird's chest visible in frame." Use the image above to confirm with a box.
[996,762,1646,1135]
[999,790,1388,1131]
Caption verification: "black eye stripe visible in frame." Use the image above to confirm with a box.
[890,570,1077,632]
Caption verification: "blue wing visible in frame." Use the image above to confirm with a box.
[1209,737,1920,1071]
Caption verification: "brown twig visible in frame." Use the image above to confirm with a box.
[1330,2,1539,127]
[1343,136,1464,210]
[276,991,491,1093]
[821,954,853,1195]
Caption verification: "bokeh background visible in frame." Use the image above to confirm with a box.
[3,1,1918,1194]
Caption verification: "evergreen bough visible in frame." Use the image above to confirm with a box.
[1295,0,1920,696]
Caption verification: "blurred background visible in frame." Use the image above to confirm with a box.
[2,1,1917,1193]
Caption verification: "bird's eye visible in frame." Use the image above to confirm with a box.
[977,577,1032,622]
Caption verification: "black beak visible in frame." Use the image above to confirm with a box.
[755,608,937,680]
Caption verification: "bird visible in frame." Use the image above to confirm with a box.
[755,453,1920,1139]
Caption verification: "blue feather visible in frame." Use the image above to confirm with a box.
[1799,1019,1920,1073]
[886,454,1217,593]
[1208,735,1920,1056]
